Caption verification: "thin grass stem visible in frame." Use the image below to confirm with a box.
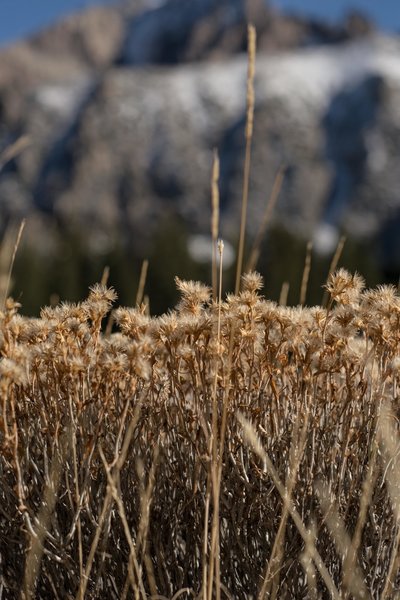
[246,165,285,273]
[235,24,256,295]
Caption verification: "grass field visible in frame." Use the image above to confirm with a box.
[1,270,400,598]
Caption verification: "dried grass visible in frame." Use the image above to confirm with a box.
[1,269,400,598]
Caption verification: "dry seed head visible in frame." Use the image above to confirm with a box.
[176,344,196,362]
[40,306,57,321]
[65,355,87,375]
[325,269,364,305]
[5,314,26,337]
[237,290,262,309]
[361,285,399,316]
[114,307,150,337]
[333,305,356,326]
[88,283,117,304]
[131,354,151,380]
[310,306,327,329]
[103,334,131,356]
[5,297,21,312]
[332,305,359,338]
[176,312,212,337]
[100,353,129,373]
[259,300,278,321]
[241,271,263,294]
[156,312,179,337]
[239,322,260,343]
[0,357,28,385]
[82,299,111,321]
[175,277,211,313]
[16,318,52,344]
[40,302,85,324]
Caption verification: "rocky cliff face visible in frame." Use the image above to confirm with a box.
[1,0,400,278]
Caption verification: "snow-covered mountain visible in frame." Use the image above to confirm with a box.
[1,0,399,279]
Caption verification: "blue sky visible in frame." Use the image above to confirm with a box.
[0,0,119,46]
[274,0,400,31]
[0,0,399,47]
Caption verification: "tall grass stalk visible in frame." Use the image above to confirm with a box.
[246,165,284,273]
[378,402,400,598]
[322,235,346,307]
[211,150,220,301]
[315,480,370,599]
[279,280,289,306]
[207,240,224,600]
[22,423,72,599]
[235,24,256,295]
[136,259,149,306]
[0,219,25,309]
[300,241,313,306]
[0,135,30,172]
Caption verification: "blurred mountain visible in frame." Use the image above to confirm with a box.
[1,0,400,280]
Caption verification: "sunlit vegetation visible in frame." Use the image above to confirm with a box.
[1,271,400,597]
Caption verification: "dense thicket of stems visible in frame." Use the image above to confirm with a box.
[1,272,400,598]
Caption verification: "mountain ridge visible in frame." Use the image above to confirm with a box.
[1,0,399,284]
